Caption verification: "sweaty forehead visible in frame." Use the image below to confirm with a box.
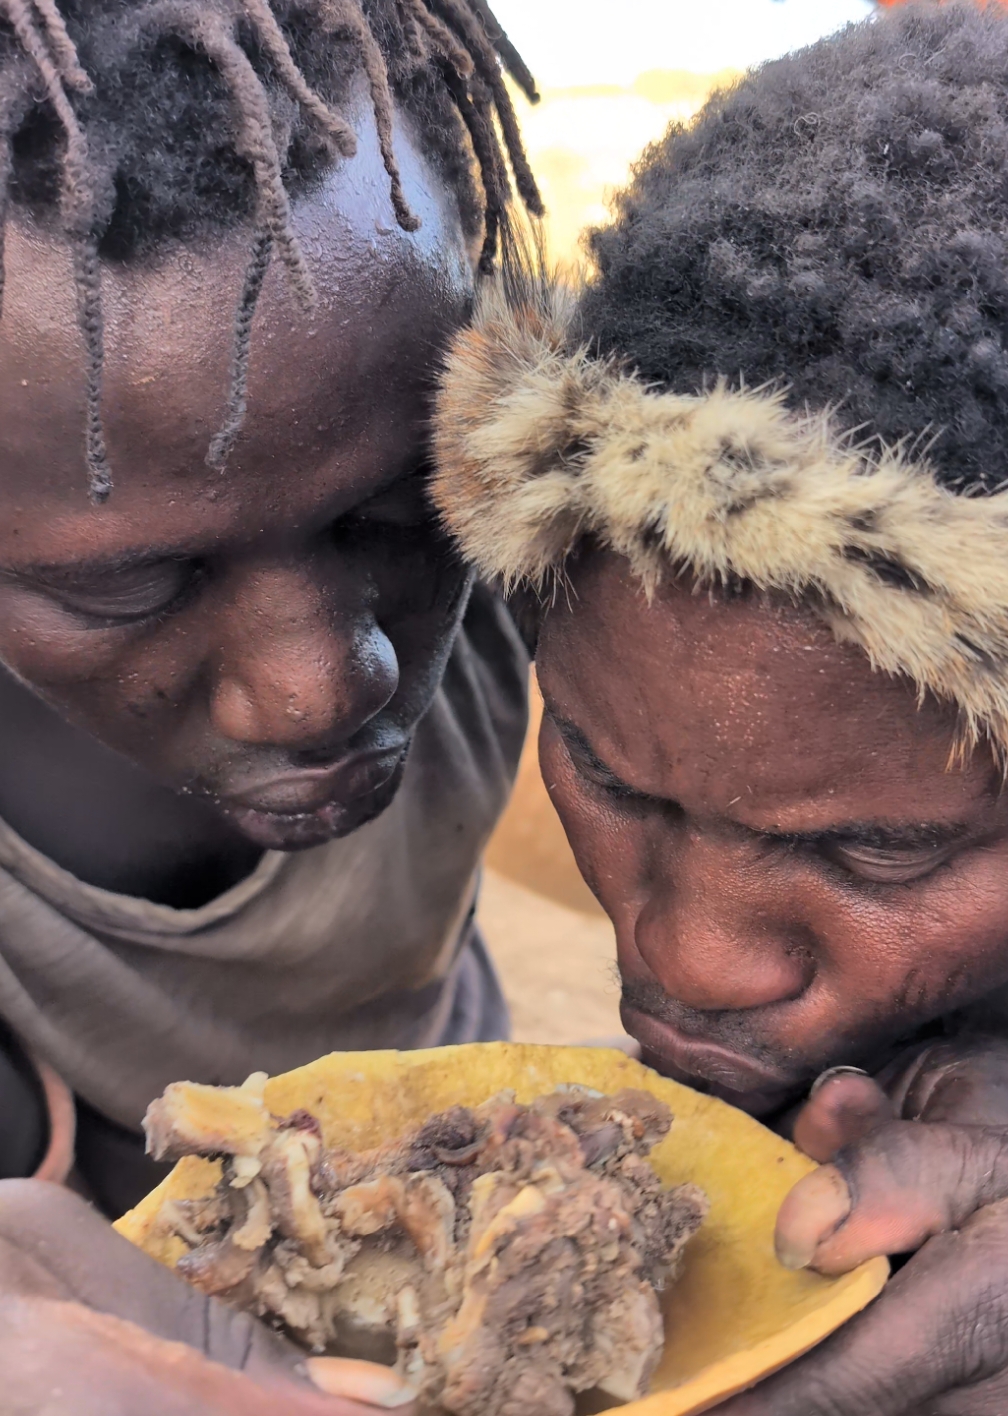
[0,89,473,559]
[537,547,983,826]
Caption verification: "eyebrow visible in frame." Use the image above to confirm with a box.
[547,708,973,850]
[1,549,197,588]
[775,821,971,851]
[2,456,440,590]
[548,711,649,799]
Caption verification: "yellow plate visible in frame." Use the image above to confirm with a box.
[116,1042,888,1414]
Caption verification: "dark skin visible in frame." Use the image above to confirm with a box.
[0,90,473,903]
[0,94,472,1409]
[535,545,1008,1414]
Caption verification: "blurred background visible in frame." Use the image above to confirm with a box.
[476,0,877,1044]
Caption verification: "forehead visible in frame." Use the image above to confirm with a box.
[0,89,473,559]
[537,549,985,825]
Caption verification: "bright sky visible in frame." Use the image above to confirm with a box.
[491,0,877,260]
[492,0,874,88]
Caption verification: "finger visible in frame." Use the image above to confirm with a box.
[0,1180,306,1378]
[892,1037,1008,1126]
[792,1071,895,1162]
[775,1121,1008,1274]
[307,1358,417,1409]
[717,1200,1008,1415]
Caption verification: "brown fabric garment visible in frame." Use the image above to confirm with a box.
[0,587,527,1154]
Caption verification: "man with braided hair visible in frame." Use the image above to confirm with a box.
[0,1,541,1409]
[433,1,1008,1410]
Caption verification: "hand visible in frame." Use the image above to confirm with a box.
[713,1035,1008,1415]
[0,1179,415,1415]
[790,1036,1008,1163]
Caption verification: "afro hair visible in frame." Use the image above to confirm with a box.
[580,0,1008,494]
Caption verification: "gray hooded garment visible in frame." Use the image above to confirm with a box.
[0,587,527,1200]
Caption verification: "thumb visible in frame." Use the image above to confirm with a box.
[306,1360,416,1409]
[776,1120,1008,1274]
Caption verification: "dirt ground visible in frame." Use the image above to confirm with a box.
[478,675,629,1046]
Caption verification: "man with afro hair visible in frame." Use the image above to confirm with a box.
[433,1,1008,1410]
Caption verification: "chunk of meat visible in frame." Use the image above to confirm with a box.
[144,1081,707,1414]
[145,1075,272,1162]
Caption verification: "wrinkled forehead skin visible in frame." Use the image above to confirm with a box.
[0,85,474,547]
[538,551,982,823]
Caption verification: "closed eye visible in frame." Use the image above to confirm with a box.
[27,559,201,625]
[820,839,958,884]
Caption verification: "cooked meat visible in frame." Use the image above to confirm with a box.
[144,1078,707,1416]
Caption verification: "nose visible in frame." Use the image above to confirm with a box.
[208,566,399,750]
[633,831,812,1012]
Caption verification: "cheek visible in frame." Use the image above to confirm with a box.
[0,586,196,698]
[822,856,1008,1020]
[0,590,210,751]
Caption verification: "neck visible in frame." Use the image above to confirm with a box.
[0,667,262,907]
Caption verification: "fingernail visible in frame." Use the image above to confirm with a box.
[775,1164,852,1270]
[306,1357,417,1408]
[809,1065,869,1098]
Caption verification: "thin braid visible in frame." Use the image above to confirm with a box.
[325,0,420,231]
[465,0,536,102]
[393,0,425,63]
[0,0,542,495]
[207,228,273,470]
[440,64,503,271]
[29,0,91,91]
[429,0,543,215]
[1,0,112,500]
[144,2,317,307]
[73,237,110,501]
[400,0,473,79]
[240,0,357,156]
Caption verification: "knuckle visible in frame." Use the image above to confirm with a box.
[834,1118,927,1186]
[835,1121,1008,1223]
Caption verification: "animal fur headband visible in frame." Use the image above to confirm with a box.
[431,276,1008,760]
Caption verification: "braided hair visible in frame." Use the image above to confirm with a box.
[0,0,542,500]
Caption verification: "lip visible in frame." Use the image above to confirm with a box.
[216,745,409,849]
[621,1005,801,1117]
[222,744,408,817]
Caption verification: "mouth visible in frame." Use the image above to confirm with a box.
[217,744,409,849]
[621,1004,803,1117]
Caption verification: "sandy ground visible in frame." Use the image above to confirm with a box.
[479,869,624,1044]
[478,674,630,1046]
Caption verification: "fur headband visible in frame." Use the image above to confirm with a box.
[431,276,1008,759]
